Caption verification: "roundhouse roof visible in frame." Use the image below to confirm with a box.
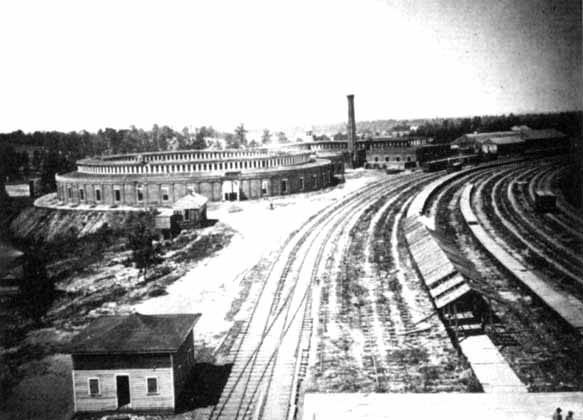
[78,149,311,166]
[56,158,334,183]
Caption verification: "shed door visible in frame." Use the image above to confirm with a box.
[116,375,130,408]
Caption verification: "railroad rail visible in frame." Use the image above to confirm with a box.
[460,182,583,335]
[428,156,583,390]
[210,172,439,419]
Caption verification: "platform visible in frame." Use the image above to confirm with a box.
[459,184,583,333]
[459,335,527,393]
[304,392,583,420]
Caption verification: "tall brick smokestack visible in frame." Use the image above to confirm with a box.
[347,94,356,168]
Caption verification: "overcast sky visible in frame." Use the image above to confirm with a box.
[0,0,580,133]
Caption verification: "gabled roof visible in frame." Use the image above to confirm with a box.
[70,313,201,355]
[173,193,208,210]
[488,136,525,146]
[465,131,519,139]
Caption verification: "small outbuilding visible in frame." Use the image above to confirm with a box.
[70,312,201,414]
[172,192,208,229]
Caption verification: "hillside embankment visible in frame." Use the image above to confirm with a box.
[10,206,136,243]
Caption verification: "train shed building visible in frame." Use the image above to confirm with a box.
[294,137,429,171]
[70,313,200,414]
[452,128,567,156]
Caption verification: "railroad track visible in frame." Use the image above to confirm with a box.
[529,164,583,241]
[210,172,439,419]
[312,173,475,395]
[431,157,583,391]
[475,163,583,297]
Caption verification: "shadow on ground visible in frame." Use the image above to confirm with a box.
[176,363,232,413]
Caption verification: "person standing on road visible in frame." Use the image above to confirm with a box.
[565,411,574,420]
[553,408,563,420]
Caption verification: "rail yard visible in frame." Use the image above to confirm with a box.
[202,155,583,419]
[2,148,583,420]
[2,96,581,419]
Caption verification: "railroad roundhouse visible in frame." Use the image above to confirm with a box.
[55,149,342,207]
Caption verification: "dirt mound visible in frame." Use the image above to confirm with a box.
[10,207,135,243]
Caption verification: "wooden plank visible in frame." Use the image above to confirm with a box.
[74,368,174,412]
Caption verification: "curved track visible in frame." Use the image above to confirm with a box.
[211,172,440,419]
[430,157,583,391]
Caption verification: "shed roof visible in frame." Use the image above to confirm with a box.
[488,136,525,146]
[404,218,472,309]
[70,313,201,355]
[173,193,208,210]
[430,230,483,285]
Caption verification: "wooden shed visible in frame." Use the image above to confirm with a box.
[172,192,208,229]
[70,313,201,414]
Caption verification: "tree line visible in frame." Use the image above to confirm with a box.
[312,111,581,144]
[412,111,582,144]
[0,123,287,191]
[1,111,579,191]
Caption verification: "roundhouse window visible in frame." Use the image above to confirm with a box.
[79,188,85,201]
[261,180,269,195]
[114,187,121,202]
[95,188,101,202]
[161,186,169,202]
[137,186,144,203]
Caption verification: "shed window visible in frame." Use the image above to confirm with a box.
[184,210,190,221]
[281,179,288,193]
[67,186,72,199]
[147,377,158,394]
[299,177,304,191]
[89,378,100,396]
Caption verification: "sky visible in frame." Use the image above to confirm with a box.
[0,0,580,133]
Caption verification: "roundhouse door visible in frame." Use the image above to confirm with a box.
[116,375,130,408]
